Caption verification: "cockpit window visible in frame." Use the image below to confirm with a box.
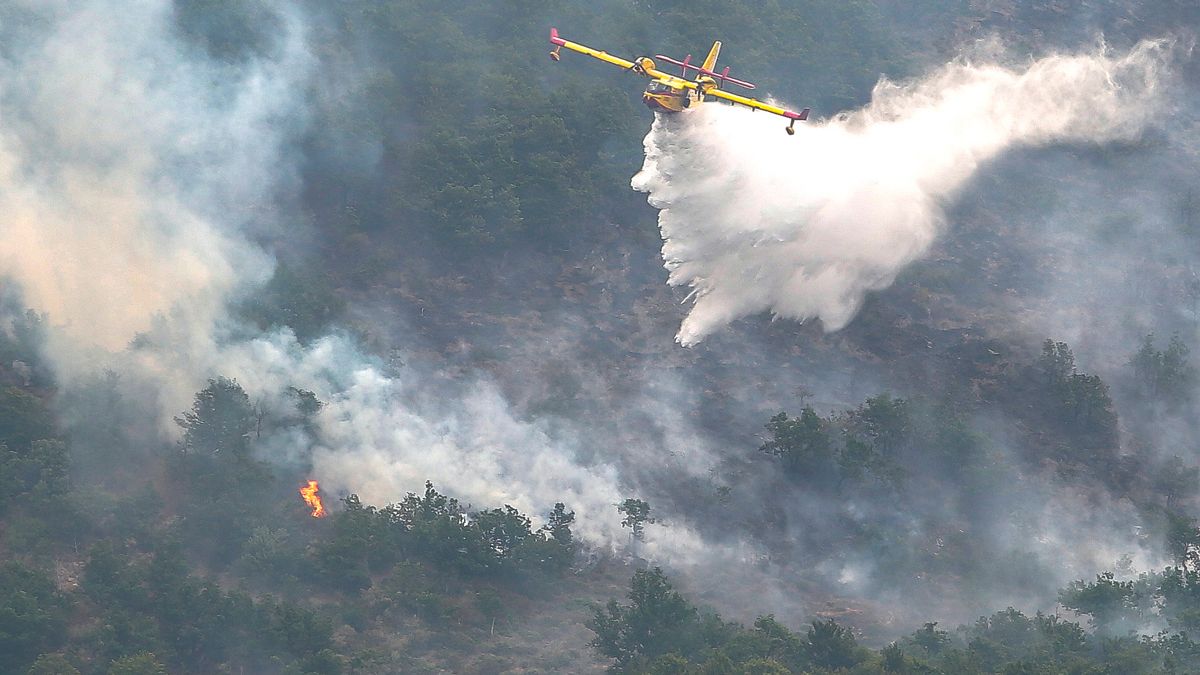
[647,82,669,93]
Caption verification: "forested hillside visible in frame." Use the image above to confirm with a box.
[2,1,1200,673]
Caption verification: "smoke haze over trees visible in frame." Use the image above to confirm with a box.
[1,0,1200,672]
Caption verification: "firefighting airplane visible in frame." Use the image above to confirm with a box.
[549,28,810,135]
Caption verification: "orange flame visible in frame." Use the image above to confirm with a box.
[299,480,327,518]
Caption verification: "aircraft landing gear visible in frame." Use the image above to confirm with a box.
[550,46,561,61]
[785,120,796,135]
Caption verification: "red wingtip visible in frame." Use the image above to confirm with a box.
[549,27,564,46]
[799,108,810,121]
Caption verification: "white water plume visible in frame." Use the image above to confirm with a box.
[635,40,1175,346]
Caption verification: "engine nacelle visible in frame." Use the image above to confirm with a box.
[635,56,656,72]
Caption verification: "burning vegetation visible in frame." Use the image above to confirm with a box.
[299,480,327,518]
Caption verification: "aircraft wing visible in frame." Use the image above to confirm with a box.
[550,28,637,70]
[707,88,810,122]
[550,29,708,90]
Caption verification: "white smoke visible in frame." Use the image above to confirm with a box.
[0,1,301,362]
[200,328,713,555]
[0,0,711,558]
[635,40,1175,346]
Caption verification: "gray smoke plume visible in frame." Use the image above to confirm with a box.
[0,0,711,558]
[0,1,304,367]
[635,40,1175,346]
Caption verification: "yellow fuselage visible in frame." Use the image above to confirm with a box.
[642,88,695,112]
[641,75,715,113]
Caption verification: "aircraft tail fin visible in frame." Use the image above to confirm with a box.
[701,41,721,72]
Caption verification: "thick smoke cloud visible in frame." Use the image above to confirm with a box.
[636,41,1174,346]
[0,1,302,361]
[206,330,714,556]
[0,0,709,558]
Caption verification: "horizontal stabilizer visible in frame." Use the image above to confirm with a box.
[653,53,756,89]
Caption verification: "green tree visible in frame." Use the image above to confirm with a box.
[589,568,698,668]
[881,641,906,672]
[0,309,51,387]
[57,370,138,474]
[1061,372,1117,436]
[1059,573,1147,635]
[740,657,791,674]
[837,436,886,486]
[25,439,70,504]
[760,408,833,478]
[476,588,504,636]
[543,502,576,547]
[287,386,324,439]
[0,439,70,516]
[399,481,492,575]
[1157,566,1200,634]
[745,615,806,671]
[0,562,69,673]
[853,394,910,453]
[1034,613,1088,658]
[618,498,654,542]
[526,502,577,571]
[1038,340,1076,387]
[473,505,532,561]
[964,608,1036,670]
[1157,457,1200,511]
[308,495,391,591]
[238,526,295,580]
[26,652,80,675]
[0,386,55,451]
[241,262,345,343]
[806,618,861,670]
[1165,514,1200,572]
[169,378,271,566]
[1131,334,1195,404]
[910,622,951,656]
[106,652,166,675]
[695,651,736,673]
[1033,339,1117,444]
[300,648,342,675]
[262,600,336,663]
[175,377,254,458]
